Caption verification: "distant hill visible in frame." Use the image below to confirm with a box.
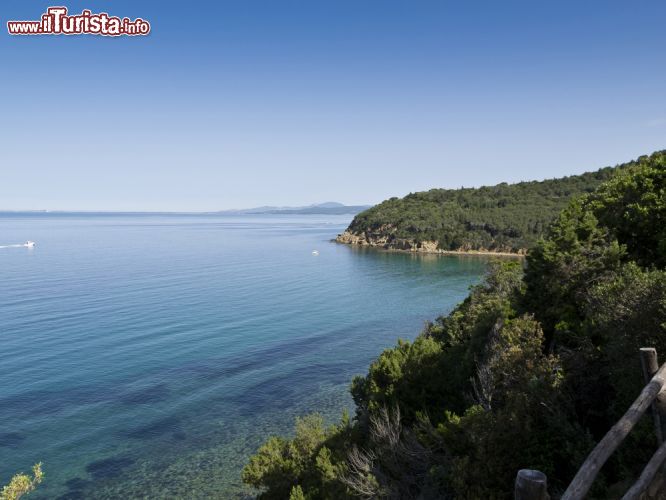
[0,203,371,216]
[336,155,657,254]
[217,202,370,215]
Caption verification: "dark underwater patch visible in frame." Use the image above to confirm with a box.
[118,383,169,405]
[124,415,182,440]
[0,431,26,448]
[56,489,86,500]
[85,456,135,480]
[65,477,90,490]
[54,476,93,500]
[230,361,352,416]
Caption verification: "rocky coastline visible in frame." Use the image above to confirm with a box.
[335,230,526,257]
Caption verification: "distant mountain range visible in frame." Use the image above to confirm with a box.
[215,202,371,215]
[0,202,372,216]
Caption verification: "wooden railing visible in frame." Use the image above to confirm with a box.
[515,348,666,500]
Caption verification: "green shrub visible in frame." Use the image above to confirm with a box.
[1,464,43,500]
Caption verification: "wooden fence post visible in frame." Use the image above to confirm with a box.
[621,438,666,500]
[515,469,549,500]
[640,348,666,445]
[562,355,666,499]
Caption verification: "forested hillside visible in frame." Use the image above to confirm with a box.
[337,158,641,253]
[245,150,666,499]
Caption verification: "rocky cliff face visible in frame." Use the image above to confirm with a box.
[335,230,443,252]
[335,230,526,255]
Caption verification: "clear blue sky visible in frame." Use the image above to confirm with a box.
[2,1,665,211]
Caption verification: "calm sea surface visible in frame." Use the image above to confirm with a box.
[0,213,488,498]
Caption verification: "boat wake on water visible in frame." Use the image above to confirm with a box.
[0,241,36,249]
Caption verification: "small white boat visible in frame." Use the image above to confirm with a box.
[311,250,319,256]
[24,241,35,248]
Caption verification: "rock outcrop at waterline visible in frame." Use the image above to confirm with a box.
[335,230,527,256]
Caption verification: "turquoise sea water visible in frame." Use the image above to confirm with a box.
[0,213,488,498]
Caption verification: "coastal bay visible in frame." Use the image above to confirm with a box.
[0,213,487,498]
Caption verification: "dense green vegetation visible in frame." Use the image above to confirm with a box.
[344,160,636,252]
[244,150,666,499]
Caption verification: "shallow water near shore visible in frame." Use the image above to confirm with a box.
[0,213,488,498]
